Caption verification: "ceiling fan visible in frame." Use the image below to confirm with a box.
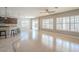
[40,7,58,14]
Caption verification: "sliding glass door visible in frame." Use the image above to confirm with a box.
[32,19,39,30]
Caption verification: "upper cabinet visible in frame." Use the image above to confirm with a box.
[4,17,17,24]
[0,17,17,24]
[0,17,5,23]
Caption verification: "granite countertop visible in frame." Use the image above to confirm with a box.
[0,24,17,27]
[0,26,9,27]
[0,24,18,31]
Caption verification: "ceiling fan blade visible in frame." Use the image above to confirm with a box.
[48,11,55,13]
[40,11,47,13]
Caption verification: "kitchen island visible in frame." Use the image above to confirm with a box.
[0,24,19,38]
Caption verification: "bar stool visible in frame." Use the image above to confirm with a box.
[0,30,7,38]
[11,29,16,36]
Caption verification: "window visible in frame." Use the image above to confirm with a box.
[49,18,53,29]
[45,19,50,29]
[70,16,75,31]
[21,19,31,29]
[56,15,79,32]
[62,17,69,31]
[42,19,49,29]
[42,18,53,30]
[32,19,38,30]
[56,18,63,30]
[75,16,79,32]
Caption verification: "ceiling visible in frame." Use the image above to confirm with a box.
[0,7,79,18]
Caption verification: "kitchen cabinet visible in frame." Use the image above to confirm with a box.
[0,17,17,24]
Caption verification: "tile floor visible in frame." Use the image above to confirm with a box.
[0,30,79,52]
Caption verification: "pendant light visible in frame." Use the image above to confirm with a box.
[4,7,7,19]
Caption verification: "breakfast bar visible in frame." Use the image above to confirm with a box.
[0,24,19,38]
[0,26,9,38]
